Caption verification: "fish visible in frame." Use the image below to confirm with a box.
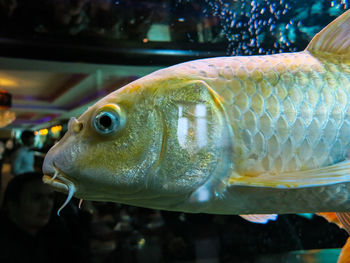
[43,10,350,230]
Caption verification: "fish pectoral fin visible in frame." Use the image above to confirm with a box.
[240,214,278,224]
[229,160,350,188]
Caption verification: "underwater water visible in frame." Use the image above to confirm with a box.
[0,0,349,263]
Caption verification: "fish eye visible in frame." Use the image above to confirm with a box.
[93,104,125,135]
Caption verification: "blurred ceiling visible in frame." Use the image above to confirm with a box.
[0,56,163,131]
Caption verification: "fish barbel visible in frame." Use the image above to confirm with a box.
[43,10,350,222]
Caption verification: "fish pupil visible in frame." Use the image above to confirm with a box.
[99,114,112,128]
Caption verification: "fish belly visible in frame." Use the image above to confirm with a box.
[208,183,350,214]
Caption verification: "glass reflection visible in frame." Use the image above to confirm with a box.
[177,104,208,151]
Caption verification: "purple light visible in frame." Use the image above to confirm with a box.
[14,115,55,125]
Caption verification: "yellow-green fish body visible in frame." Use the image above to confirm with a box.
[43,10,350,217]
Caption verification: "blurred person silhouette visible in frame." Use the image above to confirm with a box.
[0,0,18,33]
[0,140,5,189]
[87,0,119,37]
[0,172,91,263]
[0,0,17,17]
[10,130,44,176]
[49,0,89,35]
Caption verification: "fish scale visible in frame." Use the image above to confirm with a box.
[193,52,350,177]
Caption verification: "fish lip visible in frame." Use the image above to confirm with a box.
[43,163,74,194]
[42,174,69,193]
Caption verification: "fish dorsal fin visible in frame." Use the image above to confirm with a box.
[306,10,350,56]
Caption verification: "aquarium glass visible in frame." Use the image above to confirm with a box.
[0,1,349,263]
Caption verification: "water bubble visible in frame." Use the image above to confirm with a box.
[196,0,302,55]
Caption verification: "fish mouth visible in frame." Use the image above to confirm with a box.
[43,164,71,191]
[42,174,68,192]
[43,163,77,215]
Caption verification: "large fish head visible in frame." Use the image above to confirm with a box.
[42,78,168,205]
[43,73,232,212]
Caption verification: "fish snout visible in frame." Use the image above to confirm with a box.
[42,140,72,176]
[42,127,82,176]
[42,150,55,176]
[43,143,76,177]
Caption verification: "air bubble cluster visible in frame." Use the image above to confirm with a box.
[196,0,348,55]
